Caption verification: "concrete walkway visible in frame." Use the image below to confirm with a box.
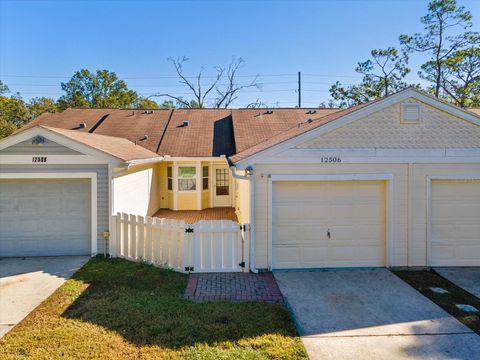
[0,256,89,338]
[275,269,480,360]
[435,268,480,298]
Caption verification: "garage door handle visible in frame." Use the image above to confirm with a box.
[327,229,331,239]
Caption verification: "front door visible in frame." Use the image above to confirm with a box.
[213,165,232,207]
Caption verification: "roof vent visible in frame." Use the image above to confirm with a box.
[305,110,318,115]
[183,120,189,127]
[306,118,313,123]
[263,110,273,115]
[402,103,420,123]
[140,135,149,141]
[79,123,87,129]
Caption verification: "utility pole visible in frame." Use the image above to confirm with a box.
[298,71,301,108]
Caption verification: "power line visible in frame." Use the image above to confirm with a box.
[0,73,298,80]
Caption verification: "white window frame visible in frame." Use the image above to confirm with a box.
[177,165,197,192]
[0,172,98,256]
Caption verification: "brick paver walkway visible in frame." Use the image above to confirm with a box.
[184,272,283,303]
[154,207,238,223]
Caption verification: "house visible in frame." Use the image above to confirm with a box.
[1,88,479,270]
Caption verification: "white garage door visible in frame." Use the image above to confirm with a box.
[430,179,480,266]
[272,180,386,269]
[0,178,91,257]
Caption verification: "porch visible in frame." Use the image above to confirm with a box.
[153,207,238,223]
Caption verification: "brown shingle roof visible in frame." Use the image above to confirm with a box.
[232,108,340,153]
[157,109,233,157]
[229,103,372,164]
[20,108,105,133]
[19,107,342,159]
[40,126,161,162]
[468,108,480,116]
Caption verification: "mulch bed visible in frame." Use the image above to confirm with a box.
[393,269,480,335]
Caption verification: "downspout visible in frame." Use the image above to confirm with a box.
[230,166,258,274]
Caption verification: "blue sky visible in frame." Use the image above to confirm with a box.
[0,0,479,107]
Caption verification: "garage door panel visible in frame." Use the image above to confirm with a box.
[0,179,91,257]
[430,179,480,266]
[273,181,386,269]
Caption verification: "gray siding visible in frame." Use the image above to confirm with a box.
[1,138,83,155]
[0,164,109,254]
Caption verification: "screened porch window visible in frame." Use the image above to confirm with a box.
[202,166,209,190]
[167,166,173,190]
[178,166,196,191]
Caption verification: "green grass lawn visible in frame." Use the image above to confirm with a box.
[0,258,306,360]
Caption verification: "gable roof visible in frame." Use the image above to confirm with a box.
[231,108,340,153]
[229,102,372,163]
[229,88,480,164]
[39,126,161,162]
[14,88,480,163]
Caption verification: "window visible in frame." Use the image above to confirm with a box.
[402,103,420,123]
[167,166,173,190]
[202,166,209,190]
[215,168,229,195]
[178,166,196,191]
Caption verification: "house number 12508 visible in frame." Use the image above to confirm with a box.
[320,157,341,163]
[32,156,47,163]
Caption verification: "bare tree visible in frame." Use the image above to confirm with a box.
[152,57,261,108]
[215,58,260,108]
[245,98,268,108]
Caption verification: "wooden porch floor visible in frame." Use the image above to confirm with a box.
[153,207,238,224]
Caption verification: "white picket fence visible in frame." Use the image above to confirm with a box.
[110,213,248,273]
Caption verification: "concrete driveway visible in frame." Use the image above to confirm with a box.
[0,256,89,338]
[435,268,480,298]
[275,269,480,360]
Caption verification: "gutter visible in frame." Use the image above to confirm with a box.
[230,166,258,274]
[124,156,164,167]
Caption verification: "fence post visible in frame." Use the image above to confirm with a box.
[145,216,153,263]
[110,215,117,257]
[128,214,137,259]
[121,213,128,258]
[137,215,145,261]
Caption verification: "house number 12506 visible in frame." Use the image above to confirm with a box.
[32,156,47,163]
[320,157,341,163]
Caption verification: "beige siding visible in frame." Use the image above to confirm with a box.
[235,172,251,225]
[297,98,480,149]
[254,163,408,269]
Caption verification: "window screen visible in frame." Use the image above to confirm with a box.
[215,168,229,195]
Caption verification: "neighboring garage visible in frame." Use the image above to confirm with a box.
[429,179,480,267]
[272,180,386,269]
[0,125,162,258]
[0,178,92,257]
